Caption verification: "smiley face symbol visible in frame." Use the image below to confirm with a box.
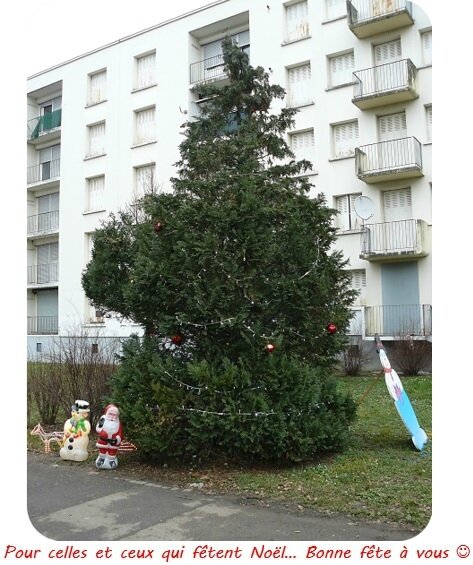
[457,545,470,559]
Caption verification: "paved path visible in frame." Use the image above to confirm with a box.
[27,451,418,542]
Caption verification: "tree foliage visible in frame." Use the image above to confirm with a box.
[83,40,357,462]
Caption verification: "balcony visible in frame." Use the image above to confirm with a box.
[360,219,427,261]
[27,159,60,187]
[190,46,250,85]
[27,316,58,335]
[347,0,414,38]
[27,210,59,239]
[355,137,422,183]
[352,59,418,110]
[27,262,59,287]
[364,304,432,337]
[27,109,62,143]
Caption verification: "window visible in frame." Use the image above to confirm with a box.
[39,96,62,125]
[86,122,106,157]
[39,144,61,180]
[36,343,42,353]
[373,39,403,91]
[378,112,406,141]
[290,129,315,168]
[287,63,312,107]
[285,1,309,42]
[325,0,345,20]
[328,51,354,88]
[374,38,402,66]
[421,30,432,65]
[87,69,106,105]
[36,242,59,284]
[37,192,59,233]
[85,175,105,212]
[135,52,157,90]
[349,269,367,289]
[335,193,362,231]
[135,164,156,197]
[425,105,432,142]
[85,232,95,264]
[332,120,359,158]
[383,188,412,222]
[200,30,250,81]
[134,107,156,145]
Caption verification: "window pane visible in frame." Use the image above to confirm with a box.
[136,53,156,89]
[288,64,312,107]
[286,1,309,42]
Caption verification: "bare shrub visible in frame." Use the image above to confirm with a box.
[343,335,368,376]
[389,335,432,376]
[27,326,121,427]
[53,327,121,426]
[27,359,64,425]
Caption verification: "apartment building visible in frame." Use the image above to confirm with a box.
[26,0,432,361]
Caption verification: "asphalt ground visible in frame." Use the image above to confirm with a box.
[26,451,419,542]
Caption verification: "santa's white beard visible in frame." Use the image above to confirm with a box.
[103,418,119,435]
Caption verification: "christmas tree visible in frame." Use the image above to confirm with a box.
[82,40,357,462]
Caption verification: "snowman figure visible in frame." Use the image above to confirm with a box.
[59,400,91,462]
[95,404,123,469]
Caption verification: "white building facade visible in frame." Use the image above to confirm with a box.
[26,0,432,360]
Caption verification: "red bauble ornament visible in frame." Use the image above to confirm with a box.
[265,343,276,353]
[171,334,183,346]
[327,323,337,335]
[153,222,164,233]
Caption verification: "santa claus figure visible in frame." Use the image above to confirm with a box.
[95,404,123,469]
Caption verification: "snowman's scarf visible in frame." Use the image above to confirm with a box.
[70,418,88,435]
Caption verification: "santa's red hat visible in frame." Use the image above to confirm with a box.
[104,404,119,415]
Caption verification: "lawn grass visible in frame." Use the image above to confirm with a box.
[28,374,432,532]
[230,375,432,531]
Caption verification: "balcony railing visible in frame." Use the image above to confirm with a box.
[27,159,61,185]
[355,136,422,183]
[190,46,250,85]
[352,59,418,109]
[27,109,62,141]
[360,219,427,259]
[27,262,59,285]
[347,0,414,38]
[364,304,432,337]
[27,210,59,237]
[27,316,58,335]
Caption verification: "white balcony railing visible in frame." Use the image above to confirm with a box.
[27,210,59,237]
[27,262,59,285]
[360,219,425,258]
[190,45,250,85]
[353,59,417,101]
[347,0,412,26]
[356,137,422,180]
[364,304,432,337]
[27,159,61,185]
[27,316,58,335]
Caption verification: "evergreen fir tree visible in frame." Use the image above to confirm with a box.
[82,40,357,462]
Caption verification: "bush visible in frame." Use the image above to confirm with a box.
[342,336,368,376]
[27,361,64,425]
[109,337,357,463]
[27,330,121,427]
[389,337,432,376]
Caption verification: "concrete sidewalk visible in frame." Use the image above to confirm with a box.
[27,451,418,542]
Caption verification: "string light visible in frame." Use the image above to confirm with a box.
[164,371,265,394]
[156,371,332,419]
[178,403,329,418]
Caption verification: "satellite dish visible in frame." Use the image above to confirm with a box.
[353,196,375,221]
